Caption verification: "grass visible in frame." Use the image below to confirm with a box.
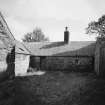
[0,71,14,105]
[0,71,105,105]
[14,71,105,105]
[0,79,14,105]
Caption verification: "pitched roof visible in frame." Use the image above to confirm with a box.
[0,12,96,56]
[0,12,30,55]
[0,40,31,54]
[15,40,31,55]
[24,41,96,56]
[0,12,15,47]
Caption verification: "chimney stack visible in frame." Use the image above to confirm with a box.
[64,27,69,43]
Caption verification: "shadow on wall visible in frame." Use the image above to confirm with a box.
[6,46,15,78]
[29,56,40,72]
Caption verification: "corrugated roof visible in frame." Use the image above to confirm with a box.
[24,41,96,56]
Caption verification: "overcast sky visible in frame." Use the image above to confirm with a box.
[0,0,105,41]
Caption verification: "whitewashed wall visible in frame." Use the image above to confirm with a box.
[15,54,30,76]
[0,49,8,72]
[0,61,7,72]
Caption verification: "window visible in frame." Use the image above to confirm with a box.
[75,58,80,65]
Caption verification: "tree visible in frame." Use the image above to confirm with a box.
[86,15,105,38]
[22,27,49,42]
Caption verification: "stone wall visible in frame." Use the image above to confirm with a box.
[41,56,93,71]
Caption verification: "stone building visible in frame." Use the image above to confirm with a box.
[25,27,105,76]
[0,12,105,77]
[25,27,96,72]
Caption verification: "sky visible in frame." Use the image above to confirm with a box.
[0,0,105,42]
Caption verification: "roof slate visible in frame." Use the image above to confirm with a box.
[0,12,30,55]
[24,41,96,56]
[15,40,31,55]
[0,12,96,57]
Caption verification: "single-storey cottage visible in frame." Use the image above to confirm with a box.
[24,27,105,76]
[24,27,96,72]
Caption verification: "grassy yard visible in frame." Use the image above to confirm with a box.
[0,71,105,105]
[0,79,14,105]
[14,71,105,105]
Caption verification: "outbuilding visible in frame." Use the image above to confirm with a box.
[25,27,96,72]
